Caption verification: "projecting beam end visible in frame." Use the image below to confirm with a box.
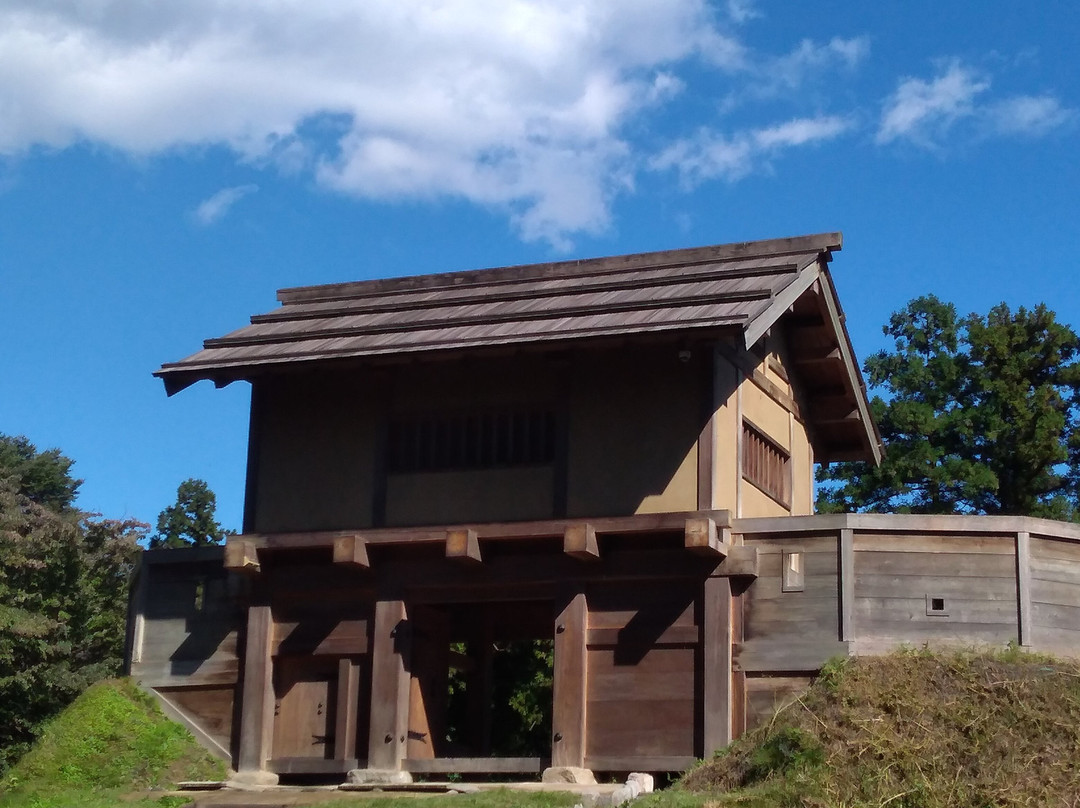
[446,529,482,563]
[224,538,260,574]
[333,535,371,568]
[564,523,600,561]
[685,517,730,557]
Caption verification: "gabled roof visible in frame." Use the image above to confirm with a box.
[156,232,882,463]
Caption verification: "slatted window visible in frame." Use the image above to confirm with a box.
[741,421,791,508]
[388,410,557,473]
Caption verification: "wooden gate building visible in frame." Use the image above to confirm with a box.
[131,233,1080,779]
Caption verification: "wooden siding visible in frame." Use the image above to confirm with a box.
[1030,537,1080,653]
[585,583,699,761]
[131,561,246,688]
[739,536,839,664]
[852,533,1018,645]
[133,512,1080,775]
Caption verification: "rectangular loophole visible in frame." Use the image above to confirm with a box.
[926,595,949,617]
[781,550,804,593]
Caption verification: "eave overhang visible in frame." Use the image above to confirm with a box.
[155,231,882,464]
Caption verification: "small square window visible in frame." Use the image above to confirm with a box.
[782,550,804,592]
[926,595,949,617]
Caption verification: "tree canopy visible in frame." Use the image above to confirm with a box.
[0,441,142,772]
[151,478,226,548]
[818,296,1080,518]
[0,434,82,512]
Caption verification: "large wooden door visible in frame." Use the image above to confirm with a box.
[273,657,338,759]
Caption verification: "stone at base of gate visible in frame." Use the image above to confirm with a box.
[541,766,597,784]
[227,770,279,789]
[627,772,654,793]
[346,769,414,785]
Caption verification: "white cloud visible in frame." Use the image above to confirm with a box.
[725,0,761,24]
[877,61,1073,148]
[986,94,1075,137]
[651,114,852,187]
[0,0,733,247]
[877,61,989,146]
[194,184,259,226]
[753,36,870,96]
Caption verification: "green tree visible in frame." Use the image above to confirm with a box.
[151,478,226,548]
[0,477,143,772]
[818,296,1080,518]
[0,434,81,512]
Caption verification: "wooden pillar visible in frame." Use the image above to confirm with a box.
[839,528,855,641]
[237,600,275,772]
[702,576,733,756]
[552,591,588,768]
[335,657,361,762]
[367,599,411,770]
[1017,531,1032,647]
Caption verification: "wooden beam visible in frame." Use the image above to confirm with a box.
[703,576,733,756]
[224,538,260,574]
[367,599,411,770]
[585,756,696,773]
[333,534,371,568]
[715,340,803,421]
[790,345,842,365]
[564,523,599,561]
[335,658,361,761]
[685,517,730,557]
[744,262,821,349]
[237,600,274,773]
[446,529,481,563]
[552,592,587,768]
[1017,530,1032,647]
[235,509,734,551]
[270,757,358,775]
[713,546,757,578]
[403,757,546,774]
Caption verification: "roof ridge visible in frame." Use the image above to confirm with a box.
[275,232,842,306]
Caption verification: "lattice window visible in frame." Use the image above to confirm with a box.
[388,410,557,473]
[742,421,791,507]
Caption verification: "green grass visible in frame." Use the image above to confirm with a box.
[675,646,1080,808]
[14,650,1079,808]
[0,677,225,808]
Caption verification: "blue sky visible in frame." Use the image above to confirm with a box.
[1,1,1077,531]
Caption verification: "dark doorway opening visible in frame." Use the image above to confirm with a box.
[408,600,553,762]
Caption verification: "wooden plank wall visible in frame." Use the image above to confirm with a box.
[738,534,843,673]
[583,582,698,768]
[852,533,1018,645]
[132,561,246,689]
[1029,536,1080,655]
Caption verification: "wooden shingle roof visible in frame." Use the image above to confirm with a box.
[156,232,882,462]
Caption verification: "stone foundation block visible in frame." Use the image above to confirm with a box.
[346,768,414,785]
[542,766,597,784]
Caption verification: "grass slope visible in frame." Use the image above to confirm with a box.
[0,677,225,808]
[668,647,1080,808]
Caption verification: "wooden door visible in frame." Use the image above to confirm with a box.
[273,657,338,759]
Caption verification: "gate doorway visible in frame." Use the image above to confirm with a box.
[406,600,554,773]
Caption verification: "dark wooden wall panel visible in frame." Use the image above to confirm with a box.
[158,684,236,751]
[586,647,696,759]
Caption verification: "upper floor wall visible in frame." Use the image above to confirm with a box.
[246,329,817,533]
